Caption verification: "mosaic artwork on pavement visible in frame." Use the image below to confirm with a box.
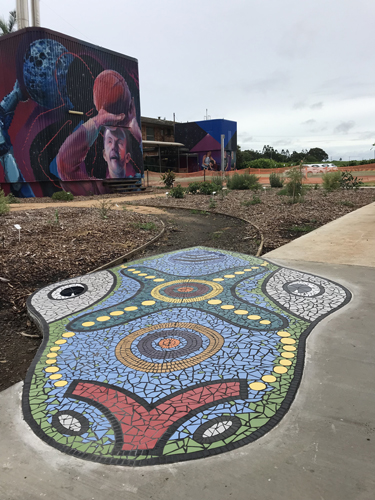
[23,247,351,466]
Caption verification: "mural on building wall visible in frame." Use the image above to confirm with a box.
[0,28,143,197]
[23,247,350,466]
[175,119,237,171]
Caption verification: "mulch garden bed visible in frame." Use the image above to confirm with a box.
[127,188,375,253]
[0,207,162,391]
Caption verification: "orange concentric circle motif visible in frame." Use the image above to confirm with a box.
[151,280,223,303]
[115,322,224,373]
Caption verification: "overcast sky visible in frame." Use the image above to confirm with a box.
[2,0,375,159]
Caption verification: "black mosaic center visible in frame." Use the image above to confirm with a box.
[193,415,242,444]
[136,329,203,360]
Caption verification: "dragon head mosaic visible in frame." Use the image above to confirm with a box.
[24,247,350,466]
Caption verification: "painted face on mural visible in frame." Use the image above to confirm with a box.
[103,127,131,178]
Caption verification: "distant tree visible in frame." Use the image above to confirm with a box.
[0,10,16,36]
[236,145,244,168]
[307,147,328,162]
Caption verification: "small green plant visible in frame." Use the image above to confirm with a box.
[94,199,113,219]
[169,184,185,198]
[226,173,260,191]
[199,181,216,195]
[211,174,224,191]
[285,167,304,203]
[277,187,288,196]
[54,209,59,225]
[190,209,208,215]
[160,170,176,189]
[211,231,222,239]
[269,172,284,188]
[6,193,20,203]
[340,171,363,190]
[339,200,355,207]
[242,194,262,206]
[51,190,74,201]
[0,189,10,215]
[289,224,315,233]
[132,222,157,231]
[314,183,319,190]
[208,198,217,209]
[322,171,341,192]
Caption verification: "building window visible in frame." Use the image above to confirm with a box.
[146,127,154,140]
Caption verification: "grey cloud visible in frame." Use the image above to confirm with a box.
[310,102,323,110]
[302,119,316,126]
[273,140,292,146]
[357,131,375,141]
[334,121,355,134]
[242,71,290,94]
[293,102,306,110]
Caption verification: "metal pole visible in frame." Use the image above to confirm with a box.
[31,0,41,26]
[17,0,29,29]
[221,134,225,172]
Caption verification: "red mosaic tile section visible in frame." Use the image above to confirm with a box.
[73,381,241,450]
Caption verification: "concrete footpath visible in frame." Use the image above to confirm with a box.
[1,204,375,500]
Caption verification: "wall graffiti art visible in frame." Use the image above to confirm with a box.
[0,28,143,198]
[23,247,350,466]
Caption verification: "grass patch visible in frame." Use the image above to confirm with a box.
[241,194,262,206]
[338,200,355,207]
[289,224,315,233]
[190,209,208,215]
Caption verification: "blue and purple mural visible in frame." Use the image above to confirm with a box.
[175,119,237,171]
[0,28,143,198]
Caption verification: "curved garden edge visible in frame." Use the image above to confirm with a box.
[89,220,166,273]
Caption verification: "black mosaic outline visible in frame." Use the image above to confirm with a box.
[22,253,352,467]
[52,410,90,436]
[193,415,242,445]
[47,283,88,300]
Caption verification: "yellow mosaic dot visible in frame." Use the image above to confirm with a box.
[127,268,136,271]
[62,332,75,338]
[82,322,95,327]
[45,366,59,373]
[55,340,66,345]
[262,375,277,383]
[145,276,156,279]
[281,352,295,359]
[154,279,165,282]
[49,374,62,380]
[248,315,261,320]
[249,382,267,391]
[234,310,248,315]
[261,262,268,266]
[281,338,296,345]
[142,300,156,306]
[252,266,259,269]
[54,380,68,387]
[224,275,235,278]
[124,306,138,311]
[50,346,60,352]
[132,270,141,274]
[120,265,127,268]
[274,366,288,374]
[235,271,245,275]
[46,359,56,364]
[213,278,224,282]
[110,311,124,316]
[221,305,235,310]
[244,269,253,271]
[277,331,291,337]
[97,316,110,322]
[208,299,222,305]
[138,273,147,276]
[283,345,296,351]
[280,359,292,366]
[260,320,271,325]
[47,352,58,358]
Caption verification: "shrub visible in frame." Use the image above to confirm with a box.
[0,189,10,215]
[244,158,284,169]
[242,194,262,206]
[322,171,341,192]
[269,172,284,188]
[285,167,304,203]
[169,184,185,198]
[211,174,224,191]
[160,170,176,189]
[340,171,363,190]
[93,199,113,219]
[6,193,20,204]
[199,181,216,195]
[226,173,260,190]
[51,190,74,201]
[187,181,201,194]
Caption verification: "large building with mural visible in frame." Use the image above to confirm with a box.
[0,27,143,198]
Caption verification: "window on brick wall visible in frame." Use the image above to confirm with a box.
[146,127,155,140]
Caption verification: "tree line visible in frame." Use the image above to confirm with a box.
[237,145,329,169]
